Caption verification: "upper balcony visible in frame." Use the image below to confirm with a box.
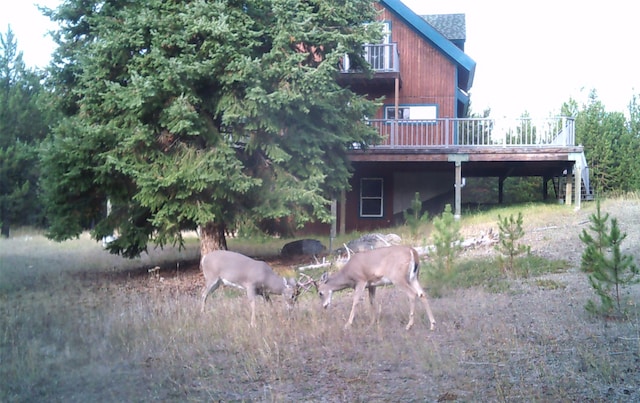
[337,43,401,92]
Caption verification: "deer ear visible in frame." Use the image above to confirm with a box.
[320,272,329,283]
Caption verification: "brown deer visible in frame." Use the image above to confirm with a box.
[318,245,436,330]
[201,250,297,327]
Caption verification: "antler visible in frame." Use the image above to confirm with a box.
[343,243,352,261]
[296,272,319,296]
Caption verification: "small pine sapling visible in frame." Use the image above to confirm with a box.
[403,192,429,242]
[579,201,610,274]
[580,201,639,317]
[431,204,462,275]
[495,212,531,276]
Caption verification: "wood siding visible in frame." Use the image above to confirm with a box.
[376,6,457,119]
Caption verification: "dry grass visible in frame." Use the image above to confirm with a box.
[1,198,640,401]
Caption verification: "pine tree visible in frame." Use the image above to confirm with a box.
[0,27,52,237]
[403,192,429,242]
[580,201,639,316]
[574,90,616,194]
[495,212,530,276]
[431,204,462,275]
[579,201,610,274]
[41,0,382,257]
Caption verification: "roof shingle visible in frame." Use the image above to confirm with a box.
[421,14,466,41]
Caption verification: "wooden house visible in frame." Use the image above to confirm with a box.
[314,0,590,235]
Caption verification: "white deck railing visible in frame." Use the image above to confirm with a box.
[365,117,576,148]
[341,43,400,73]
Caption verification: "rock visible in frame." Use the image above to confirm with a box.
[344,233,402,253]
[281,239,326,257]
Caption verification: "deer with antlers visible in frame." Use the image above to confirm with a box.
[317,245,436,330]
[201,250,297,327]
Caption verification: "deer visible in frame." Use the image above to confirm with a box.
[317,245,436,331]
[200,250,297,327]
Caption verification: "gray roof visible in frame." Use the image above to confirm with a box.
[421,14,466,41]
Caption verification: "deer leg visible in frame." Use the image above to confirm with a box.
[406,295,418,330]
[249,298,256,327]
[201,279,222,312]
[247,288,258,328]
[420,294,436,330]
[411,279,436,330]
[395,282,421,330]
[368,286,379,326]
[258,287,271,303]
[346,284,366,328]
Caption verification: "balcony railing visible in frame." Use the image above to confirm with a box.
[340,43,400,73]
[364,117,576,148]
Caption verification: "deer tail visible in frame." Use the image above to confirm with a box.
[409,247,420,281]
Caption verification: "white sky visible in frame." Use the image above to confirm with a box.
[1,0,638,117]
[0,1,59,67]
[402,0,638,117]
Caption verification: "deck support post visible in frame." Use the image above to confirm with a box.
[570,154,583,210]
[498,177,505,204]
[448,154,469,220]
[565,170,573,206]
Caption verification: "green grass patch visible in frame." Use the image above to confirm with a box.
[534,278,567,290]
[424,254,570,297]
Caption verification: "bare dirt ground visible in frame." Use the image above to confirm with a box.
[1,198,639,402]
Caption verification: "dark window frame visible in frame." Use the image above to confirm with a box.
[360,177,384,218]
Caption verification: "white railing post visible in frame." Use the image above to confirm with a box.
[392,43,399,71]
[390,121,396,146]
[445,118,450,146]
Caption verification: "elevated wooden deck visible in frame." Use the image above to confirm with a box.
[348,117,590,215]
[352,117,581,169]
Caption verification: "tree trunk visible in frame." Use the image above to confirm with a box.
[199,221,228,259]
[1,220,9,238]
[1,203,10,238]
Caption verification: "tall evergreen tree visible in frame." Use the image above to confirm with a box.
[601,111,634,192]
[0,27,51,237]
[624,95,640,191]
[575,90,615,194]
[560,97,579,118]
[41,0,382,257]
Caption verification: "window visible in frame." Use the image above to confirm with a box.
[386,106,410,120]
[385,105,437,121]
[360,178,383,217]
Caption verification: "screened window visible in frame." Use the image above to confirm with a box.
[360,178,383,217]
